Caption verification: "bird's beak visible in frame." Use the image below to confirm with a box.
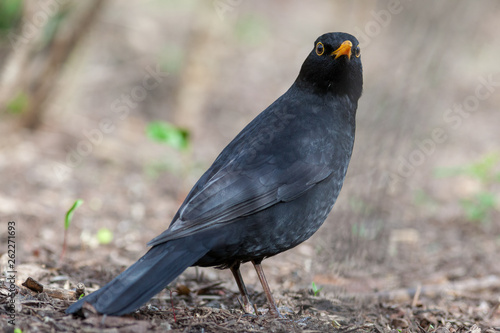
[331,40,353,60]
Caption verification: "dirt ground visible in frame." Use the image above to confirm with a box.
[1,1,500,332]
[1,204,500,332]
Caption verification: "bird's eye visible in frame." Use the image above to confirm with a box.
[354,45,361,58]
[315,42,324,56]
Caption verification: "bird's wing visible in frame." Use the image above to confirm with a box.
[147,147,334,246]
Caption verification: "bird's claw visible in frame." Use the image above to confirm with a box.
[267,308,284,319]
[237,296,258,315]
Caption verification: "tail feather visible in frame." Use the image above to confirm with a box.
[66,237,210,316]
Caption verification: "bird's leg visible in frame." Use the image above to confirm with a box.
[230,262,257,315]
[251,259,282,318]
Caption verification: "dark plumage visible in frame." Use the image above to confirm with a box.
[67,32,363,317]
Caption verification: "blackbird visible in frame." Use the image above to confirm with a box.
[66,32,363,317]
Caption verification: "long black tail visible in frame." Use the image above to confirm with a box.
[66,235,210,316]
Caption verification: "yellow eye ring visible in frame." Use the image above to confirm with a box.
[315,42,324,56]
[354,45,361,58]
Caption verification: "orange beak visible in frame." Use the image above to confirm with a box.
[331,40,353,60]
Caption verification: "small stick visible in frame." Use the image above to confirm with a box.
[21,277,85,300]
[22,277,43,293]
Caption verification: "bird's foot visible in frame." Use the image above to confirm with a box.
[256,306,284,318]
[237,296,258,315]
[268,308,284,319]
[264,305,296,319]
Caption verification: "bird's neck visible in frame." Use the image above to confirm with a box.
[292,77,361,108]
[293,76,362,104]
[284,82,358,129]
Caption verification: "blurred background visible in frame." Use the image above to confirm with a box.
[1,0,499,298]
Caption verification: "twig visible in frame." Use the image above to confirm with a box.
[21,277,85,300]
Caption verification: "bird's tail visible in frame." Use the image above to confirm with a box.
[66,235,211,316]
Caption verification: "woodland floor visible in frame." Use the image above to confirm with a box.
[1,127,500,333]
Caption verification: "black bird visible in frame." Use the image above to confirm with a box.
[66,32,363,317]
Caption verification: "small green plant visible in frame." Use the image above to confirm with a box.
[435,153,499,224]
[60,199,84,263]
[146,121,189,151]
[311,281,323,297]
[13,328,22,333]
[145,121,193,180]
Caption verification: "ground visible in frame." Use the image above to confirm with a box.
[1,124,499,332]
[1,1,500,332]
[2,221,500,333]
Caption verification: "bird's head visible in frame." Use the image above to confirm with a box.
[297,32,363,102]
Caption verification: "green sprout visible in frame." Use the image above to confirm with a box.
[60,199,84,264]
[311,281,323,297]
[146,121,189,151]
[65,199,84,230]
[145,121,193,180]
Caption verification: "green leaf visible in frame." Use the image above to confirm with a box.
[146,121,189,151]
[13,328,23,333]
[311,281,323,296]
[96,228,113,245]
[65,199,84,230]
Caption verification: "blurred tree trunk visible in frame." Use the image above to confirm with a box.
[0,0,106,130]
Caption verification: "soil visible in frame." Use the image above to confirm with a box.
[2,215,500,333]
[1,1,500,332]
